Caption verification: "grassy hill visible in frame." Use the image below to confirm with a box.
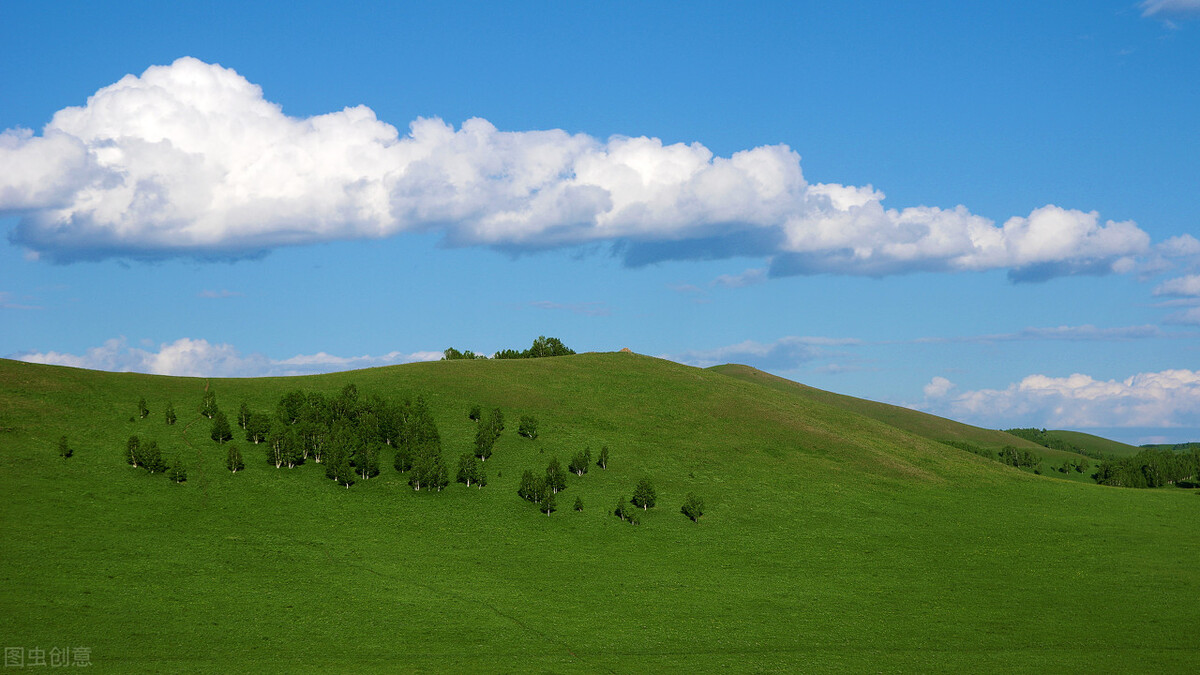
[709,363,1100,480]
[1042,429,1141,458]
[1,354,1197,672]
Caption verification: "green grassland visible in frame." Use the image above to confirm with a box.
[1041,430,1141,458]
[709,364,1101,481]
[1,354,1197,673]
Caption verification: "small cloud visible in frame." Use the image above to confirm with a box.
[712,268,767,289]
[663,335,861,370]
[668,282,704,294]
[1154,274,1200,297]
[1165,306,1200,325]
[529,300,611,317]
[197,289,243,299]
[923,376,956,399]
[1140,0,1200,18]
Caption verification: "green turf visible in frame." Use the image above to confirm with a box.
[1,354,1198,673]
[1042,430,1141,457]
[708,363,1101,482]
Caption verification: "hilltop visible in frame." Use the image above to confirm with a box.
[0,354,1197,672]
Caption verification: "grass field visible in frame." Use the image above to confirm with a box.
[1042,429,1141,458]
[1,354,1198,673]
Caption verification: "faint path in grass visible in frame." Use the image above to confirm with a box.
[180,391,209,508]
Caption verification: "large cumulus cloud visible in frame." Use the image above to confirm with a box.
[923,369,1200,429]
[1,57,1152,277]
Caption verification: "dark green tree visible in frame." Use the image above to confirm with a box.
[573,496,584,512]
[138,397,150,420]
[540,490,557,515]
[355,442,381,479]
[546,457,567,494]
[681,493,704,522]
[141,440,167,473]
[237,402,251,429]
[326,445,355,489]
[518,469,538,502]
[245,414,270,444]
[569,449,590,476]
[226,445,244,473]
[200,391,218,419]
[457,453,482,487]
[468,404,481,421]
[597,446,609,469]
[126,435,141,467]
[210,410,233,444]
[167,458,187,483]
[164,401,177,425]
[631,478,656,510]
[57,435,71,458]
[613,498,627,521]
[517,415,539,439]
[474,422,496,462]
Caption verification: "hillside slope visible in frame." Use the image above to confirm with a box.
[1,354,1197,672]
[709,363,1101,477]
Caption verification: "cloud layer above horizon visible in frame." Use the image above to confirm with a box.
[0,57,1158,279]
[14,337,441,378]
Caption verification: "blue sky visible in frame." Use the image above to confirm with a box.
[2,1,1199,444]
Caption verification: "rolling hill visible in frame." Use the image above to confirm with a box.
[1,353,1196,673]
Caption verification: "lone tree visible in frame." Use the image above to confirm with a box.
[546,457,567,494]
[58,435,72,458]
[138,397,150,420]
[631,478,656,510]
[569,448,591,476]
[573,496,584,512]
[126,435,142,467]
[167,458,188,483]
[540,490,557,516]
[141,440,167,473]
[597,446,609,469]
[681,493,705,522]
[474,421,497,462]
[468,404,481,422]
[226,445,245,473]
[200,391,218,419]
[517,415,539,439]
[164,402,177,426]
[613,498,628,521]
[210,410,233,444]
[237,402,252,429]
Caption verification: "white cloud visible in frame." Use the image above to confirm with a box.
[923,376,956,399]
[197,289,243,299]
[926,369,1200,429]
[664,335,861,370]
[713,268,767,288]
[1154,274,1200,297]
[0,57,1154,279]
[1140,0,1200,17]
[1164,306,1200,325]
[12,337,441,377]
